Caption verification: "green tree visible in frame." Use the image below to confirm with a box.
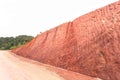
[0,35,34,50]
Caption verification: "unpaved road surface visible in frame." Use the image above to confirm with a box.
[0,50,100,80]
[0,50,64,80]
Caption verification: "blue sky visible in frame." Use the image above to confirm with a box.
[0,0,118,37]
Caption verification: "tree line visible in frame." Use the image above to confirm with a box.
[0,35,34,50]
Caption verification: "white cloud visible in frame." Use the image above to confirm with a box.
[0,0,118,37]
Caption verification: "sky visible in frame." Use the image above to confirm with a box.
[0,0,118,37]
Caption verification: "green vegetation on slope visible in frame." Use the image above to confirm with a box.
[0,35,34,50]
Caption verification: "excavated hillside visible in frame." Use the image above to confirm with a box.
[12,1,120,80]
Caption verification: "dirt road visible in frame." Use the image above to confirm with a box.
[0,50,100,80]
[0,50,65,80]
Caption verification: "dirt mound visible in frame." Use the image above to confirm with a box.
[12,1,120,80]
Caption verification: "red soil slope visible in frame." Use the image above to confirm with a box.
[12,1,120,80]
